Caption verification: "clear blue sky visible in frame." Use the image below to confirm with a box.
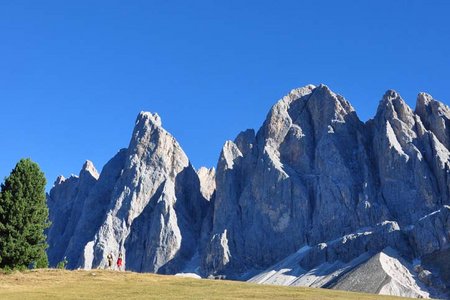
[1,1,449,190]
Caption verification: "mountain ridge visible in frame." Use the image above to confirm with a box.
[47,84,450,298]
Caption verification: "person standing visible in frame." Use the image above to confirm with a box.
[117,252,123,271]
[107,252,114,270]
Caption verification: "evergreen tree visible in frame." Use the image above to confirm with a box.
[0,158,50,269]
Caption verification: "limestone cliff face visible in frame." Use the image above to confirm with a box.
[48,112,209,273]
[369,90,449,225]
[47,85,450,297]
[203,85,450,297]
[65,149,127,269]
[47,161,99,266]
[205,84,389,274]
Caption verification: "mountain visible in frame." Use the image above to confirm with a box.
[47,112,209,273]
[47,85,450,298]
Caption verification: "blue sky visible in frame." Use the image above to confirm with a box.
[1,1,449,190]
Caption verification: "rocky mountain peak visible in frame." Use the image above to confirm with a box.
[220,140,243,170]
[415,92,450,119]
[274,84,357,126]
[81,160,99,180]
[126,111,188,178]
[234,129,256,157]
[307,84,357,120]
[282,84,316,106]
[416,92,434,108]
[136,111,162,127]
[54,175,66,186]
[376,90,414,124]
[64,111,209,274]
[47,160,100,268]
[415,92,450,148]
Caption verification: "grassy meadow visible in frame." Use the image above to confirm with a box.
[0,269,408,299]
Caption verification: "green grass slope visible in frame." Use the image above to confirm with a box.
[0,269,409,299]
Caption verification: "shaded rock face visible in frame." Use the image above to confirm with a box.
[206,85,383,274]
[47,161,99,266]
[370,91,450,225]
[248,209,449,298]
[409,205,450,257]
[66,149,127,269]
[47,85,450,298]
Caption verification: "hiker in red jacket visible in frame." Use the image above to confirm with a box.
[117,252,123,271]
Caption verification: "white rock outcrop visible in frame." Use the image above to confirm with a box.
[197,167,216,201]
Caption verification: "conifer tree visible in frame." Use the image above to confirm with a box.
[0,158,50,269]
